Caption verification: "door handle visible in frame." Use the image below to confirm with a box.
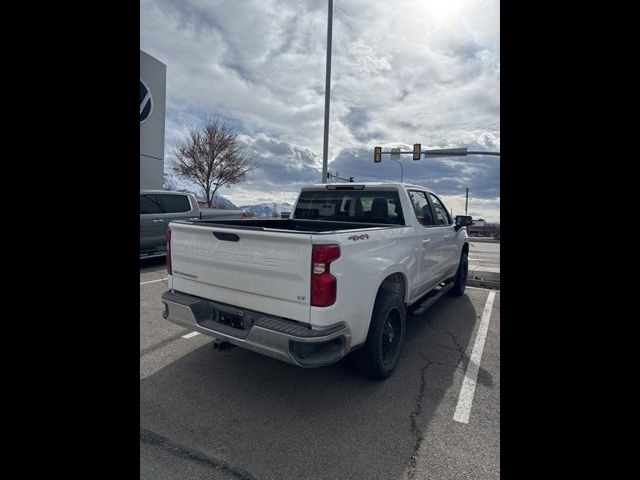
[422,239,431,245]
[213,232,239,242]
[152,219,165,223]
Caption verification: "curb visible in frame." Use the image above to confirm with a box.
[468,268,500,290]
[468,278,500,290]
[469,238,500,243]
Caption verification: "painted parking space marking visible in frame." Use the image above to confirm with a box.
[140,278,168,285]
[182,332,200,339]
[453,290,496,424]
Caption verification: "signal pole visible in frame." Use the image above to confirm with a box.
[465,188,469,215]
[372,145,498,216]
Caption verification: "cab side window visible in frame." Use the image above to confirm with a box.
[408,191,435,226]
[159,194,191,214]
[428,193,451,225]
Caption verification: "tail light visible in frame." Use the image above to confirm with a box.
[166,228,172,275]
[311,244,340,307]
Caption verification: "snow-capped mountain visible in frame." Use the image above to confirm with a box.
[207,195,239,210]
[164,169,293,215]
[239,202,293,217]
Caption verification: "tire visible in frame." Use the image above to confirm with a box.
[449,251,468,297]
[349,290,406,379]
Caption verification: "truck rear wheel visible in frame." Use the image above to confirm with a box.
[449,251,468,297]
[350,291,406,379]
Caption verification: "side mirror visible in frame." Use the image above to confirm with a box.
[454,215,473,231]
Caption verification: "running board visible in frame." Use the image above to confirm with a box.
[410,281,454,315]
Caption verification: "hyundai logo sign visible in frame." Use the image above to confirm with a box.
[140,79,153,124]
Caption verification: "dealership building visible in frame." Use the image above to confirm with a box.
[140,50,167,190]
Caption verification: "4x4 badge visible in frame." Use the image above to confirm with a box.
[348,234,369,242]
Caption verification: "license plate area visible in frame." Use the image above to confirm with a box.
[193,301,255,339]
[218,310,249,330]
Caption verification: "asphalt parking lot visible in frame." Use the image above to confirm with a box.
[468,241,500,269]
[140,256,500,480]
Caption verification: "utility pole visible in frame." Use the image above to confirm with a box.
[465,188,469,215]
[321,0,333,183]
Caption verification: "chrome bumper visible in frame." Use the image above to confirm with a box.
[161,290,352,367]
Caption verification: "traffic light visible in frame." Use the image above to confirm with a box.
[413,143,421,160]
[374,146,382,163]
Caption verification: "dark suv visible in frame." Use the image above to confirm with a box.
[140,190,199,257]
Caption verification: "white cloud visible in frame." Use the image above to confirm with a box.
[142,0,499,220]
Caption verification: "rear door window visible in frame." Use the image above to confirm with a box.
[158,194,191,214]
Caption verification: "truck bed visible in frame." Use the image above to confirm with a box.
[178,218,404,233]
[198,208,245,221]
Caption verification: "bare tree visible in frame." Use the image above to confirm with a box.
[171,115,256,208]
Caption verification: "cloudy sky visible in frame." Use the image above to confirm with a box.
[141,0,500,221]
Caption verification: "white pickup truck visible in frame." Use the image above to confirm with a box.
[161,183,472,379]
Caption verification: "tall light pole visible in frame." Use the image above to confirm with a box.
[321,0,333,183]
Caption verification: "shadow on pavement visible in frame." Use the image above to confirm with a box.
[140,291,492,480]
[140,256,166,274]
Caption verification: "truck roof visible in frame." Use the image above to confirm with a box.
[140,189,193,195]
[302,182,434,193]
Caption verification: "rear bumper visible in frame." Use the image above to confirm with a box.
[161,290,352,367]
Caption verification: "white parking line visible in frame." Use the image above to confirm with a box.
[140,278,168,285]
[453,290,496,424]
[182,332,200,339]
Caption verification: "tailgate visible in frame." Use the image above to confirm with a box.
[169,222,313,324]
